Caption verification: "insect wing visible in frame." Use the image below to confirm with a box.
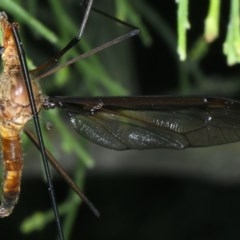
[47,96,240,150]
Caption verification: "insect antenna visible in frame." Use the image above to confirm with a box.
[11,23,64,240]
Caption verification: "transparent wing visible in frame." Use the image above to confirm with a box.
[45,96,240,150]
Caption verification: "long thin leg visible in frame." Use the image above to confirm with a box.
[12,24,65,240]
[30,0,93,76]
[31,0,139,81]
[24,128,100,217]
[34,27,139,81]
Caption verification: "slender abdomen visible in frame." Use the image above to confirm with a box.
[0,134,23,217]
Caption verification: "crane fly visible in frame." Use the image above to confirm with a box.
[1,0,240,237]
[0,0,139,226]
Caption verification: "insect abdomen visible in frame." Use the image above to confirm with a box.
[0,135,23,217]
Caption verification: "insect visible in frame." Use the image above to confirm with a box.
[0,0,239,239]
[0,1,139,238]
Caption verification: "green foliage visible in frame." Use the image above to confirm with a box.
[223,0,240,65]
[177,0,240,65]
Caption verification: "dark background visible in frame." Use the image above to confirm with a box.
[1,1,240,240]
